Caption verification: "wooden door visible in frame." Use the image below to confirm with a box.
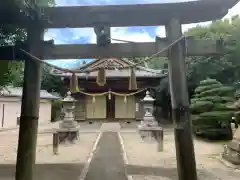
[115,96,136,119]
[86,96,106,119]
[106,95,115,120]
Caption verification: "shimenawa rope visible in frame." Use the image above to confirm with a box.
[19,35,185,74]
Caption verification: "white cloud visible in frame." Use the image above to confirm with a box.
[44,32,65,44]
[71,28,95,42]
[56,0,80,6]
[45,0,240,67]
[110,27,154,43]
[155,26,166,38]
[67,27,154,44]
[224,2,240,19]
[47,0,240,43]
[155,1,240,37]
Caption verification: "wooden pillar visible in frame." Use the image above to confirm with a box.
[53,132,59,155]
[15,24,44,180]
[156,130,164,152]
[166,18,197,180]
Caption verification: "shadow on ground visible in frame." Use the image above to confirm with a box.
[0,163,84,180]
[126,164,218,180]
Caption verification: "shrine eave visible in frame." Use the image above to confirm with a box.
[52,69,167,79]
[41,0,239,28]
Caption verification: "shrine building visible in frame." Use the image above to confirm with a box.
[52,58,166,122]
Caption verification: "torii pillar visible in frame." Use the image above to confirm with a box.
[166,18,197,180]
[15,23,44,180]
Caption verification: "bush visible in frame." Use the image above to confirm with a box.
[51,100,63,122]
[199,111,234,122]
[194,84,222,94]
[199,78,221,86]
[196,87,235,98]
[190,78,235,140]
[190,101,213,114]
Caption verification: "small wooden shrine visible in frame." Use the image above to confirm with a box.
[52,58,166,122]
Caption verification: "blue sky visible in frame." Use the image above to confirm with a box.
[44,0,240,68]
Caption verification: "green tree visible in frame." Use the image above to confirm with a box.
[185,16,240,87]
[41,65,65,95]
[0,0,55,86]
[131,16,240,122]
[190,78,236,139]
[154,16,240,105]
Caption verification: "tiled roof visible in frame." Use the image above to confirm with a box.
[55,68,167,78]
[0,87,59,100]
[52,58,167,78]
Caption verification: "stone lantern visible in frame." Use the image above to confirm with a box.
[138,90,164,152]
[59,91,78,127]
[140,90,158,127]
[58,91,79,144]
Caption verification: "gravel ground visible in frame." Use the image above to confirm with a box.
[0,129,98,180]
[1,123,240,180]
[121,129,240,180]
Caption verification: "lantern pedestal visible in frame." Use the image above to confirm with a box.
[57,91,80,144]
[222,127,240,165]
[138,91,164,151]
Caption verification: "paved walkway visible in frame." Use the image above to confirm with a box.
[85,132,127,180]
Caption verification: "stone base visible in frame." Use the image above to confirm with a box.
[222,144,240,165]
[138,119,160,140]
[59,120,79,129]
[138,126,163,141]
[138,126,164,151]
[57,129,79,144]
[140,119,158,127]
[222,127,240,165]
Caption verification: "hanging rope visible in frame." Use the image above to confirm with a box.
[76,88,146,97]
[108,36,185,67]
[17,34,184,94]
[19,35,185,74]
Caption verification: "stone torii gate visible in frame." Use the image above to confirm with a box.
[0,1,239,180]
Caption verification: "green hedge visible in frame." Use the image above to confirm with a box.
[196,87,235,98]
[190,101,213,114]
[51,100,63,122]
[194,84,222,94]
[190,78,235,128]
[191,96,234,104]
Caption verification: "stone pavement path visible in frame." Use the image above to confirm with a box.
[84,131,127,180]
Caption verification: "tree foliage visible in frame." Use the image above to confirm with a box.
[190,78,236,138]
[0,0,55,87]
[41,65,65,95]
[185,16,240,88]
[123,16,240,122]
[151,16,240,102]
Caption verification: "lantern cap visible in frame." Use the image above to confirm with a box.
[142,90,155,102]
[62,91,76,102]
